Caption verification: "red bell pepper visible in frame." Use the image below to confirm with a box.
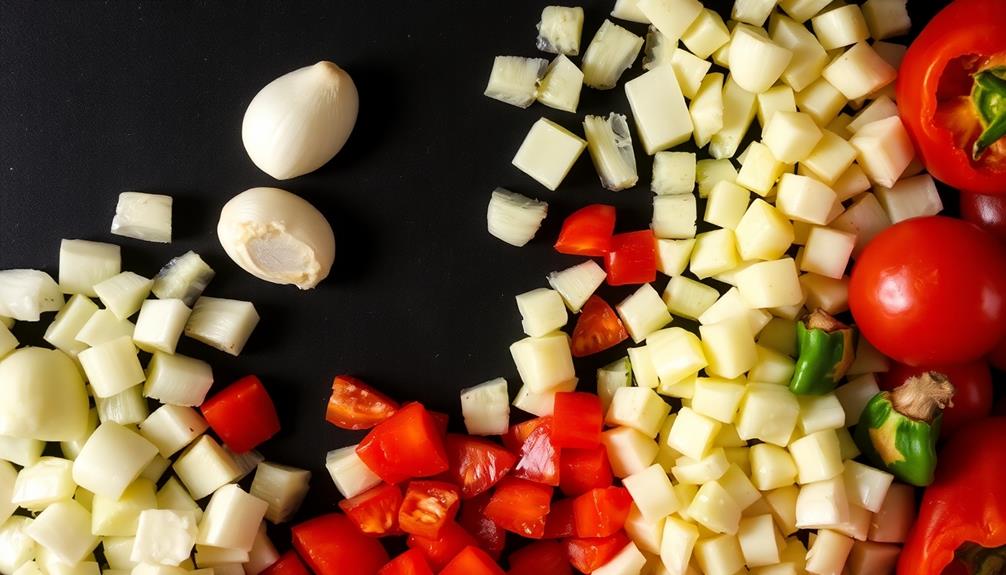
[604,230,656,286]
[260,551,310,575]
[543,498,577,539]
[429,411,450,436]
[896,0,1006,195]
[554,204,616,257]
[200,375,280,453]
[326,375,400,430]
[357,402,449,484]
[512,419,561,486]
[551,392,603,449]
[377,550,434,575]
[899,417,1006,574]
[399,481,461,539]
[565,532,631,574]
[438,546,505,575]
[571,296,629,357]
[443,434,516,499]
[509,541,573,575]
[458,494,506,559]
[338,482,403,536]
[572,487,632,538]
[559,446,614,497]
[502,417,549,453]
[407,521,479,571]
[292,513,389,575]
[483,476,553,539]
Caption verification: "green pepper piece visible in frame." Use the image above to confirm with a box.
[972,66,1006,160]
[788,309,855,395]
[855,372,956,487]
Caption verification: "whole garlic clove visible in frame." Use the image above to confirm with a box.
[217,187,335,289]
[242,61,359,180]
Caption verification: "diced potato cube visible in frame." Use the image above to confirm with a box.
[710,76,758,160]
[626,66,694,154]
[796,78,847,126]
[611,0,650,23]
[548,260,607,313]
[658,373,697,400]
[798,394,846,436]
[628,346,659,389]
[736,383,801,446]
[690,73,725,148]
[716,424,748,448]
[778,0,833,22]
[652,152,697,195]
[510,332,576,393]
[796,477,850,529]
[789,429,844,483]
[843,460,894,513]
[484,56,547,108]
[653,195,698,239]
[672,448,730,485]
[805,529,854,575]
[705,181,750,231]
[751,443,798,491]
[537,55,584,113]
[515,288,568,337]
[757,317,798,357]
[689,481,742,535]
[827,112,855,137]
[690,229,739,279]
[661,516,700,575]
[460,378,510,436]
[875,174,943,223]
[700,317,757,380]
[862,0,911,40]
[868,482,915,543]
[769,13,829,92]
[739,515,783,567]
[724,446,752,477]
[734,199,795,262]
[830,193,892,257]
[812,5,869,50]
[800,273,850,315]
[537,6,585,55]
[834,374,881,427]
[763,111,823,164]
[801,130,857,186]
[663,276,718,321]
[776,174,838,225]
[699,286,771,336]
[11,457,75,512]
[765,485,800,536]
[719,463,761,510]
[681,10,729,59]
[736,142,785,196]
[848,336,890,376]
[582,20,645,89]
[732,0,778,27]
[657,239,696,276]
[824,43,896,101]
[848,96,899,133]
[832,163,872,202]
[749,345,796,384]
[697,158,739,198]
[695,533,745,575]
[602,426,661,478]
[670,49,713,99]
[624,464,680,521]
[512,378,577,417]
[648,328,708,388]
[848,540,901,575]
[667,407,721,460]
[594,541,648,575]
[691,378,747,424]
[736,258,804,309]
[801,226,855,280]
[607,387,671,438]
[637,0,703,43]
[512,118,586,191]
[625,504,665,554]
[729,26,793,94]
[618,284,673,343]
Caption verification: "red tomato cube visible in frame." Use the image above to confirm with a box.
[444,434,516,499]
[399,481,461,539]
[200,375,280,453]
[356,402,449,484]
[543,498,576,539]
[458,494,506,559]
[260,551,310,575]
[551,392,603,449]
[483,476,553,539]
[337,483,403,536]
[378,550,434,575]
[559,446,614,497]
[605,230,657,286]
[572,487,633,538]
[407,521,479,571]
[509,541,573,575]
[565,532,631,574]
[438,545,505,575]
[291,513,389,575]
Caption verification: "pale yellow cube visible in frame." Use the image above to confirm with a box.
[848,96,899,134]
[830,193,892,258]
[648,328,708,388]
[715,423,747,448]
[724,446,752,477]
[801,226,855,279]
[734,199,795,261]
[626,65,694,154]
[823,43,896,100]
[691,377,747,423]
[699,287,771,336]
[628,346,660,389]
[751,443,798,491]
[690,72,725,148]
[796,77,847,126]
[695,534,745,575]
[537,55,584,113]
[736,383,801,446]
[667,407,722,460]
[697,158,739,198]
[798,394,847,434]
[607,387,671,438]
[834,374,881,427]
[849,116,914,188]
[658,373,698,399]
[515,288,568,337]
[593,540,648,575]
[657,239,696,276]
[836,426,861,461]
[689,481,742,535]
[638,0,703,42]
[510,333,576,393]
[832,163,872,202]
[652,151,697,195]
[670,48,714,99]
[769,12,829,92]
[776,174,838,225]
[812,5,869,50]
[618,284,673,343]
[757,85,797,128]
[842,460,893,513]
[672,449,729,485]
[738,514,783,567]
[624,463,680,522]
[661,517,700,575]
[625,504,666,554]
[736,142,785,196]
[827,112,855,137]
[829,502,874,542]
[681,9,730,59]
[749,345,796,384]
[800,273,850,315]
[805,529,854,575]
[728,26,793,94]
[765,485,800,536]
[705,181,751,230]
[789,430,844,484]
[796,477,850,529]
[663,276,719,322]
[582,19,644,89]
[875,174,943,223]
[653,195,698,239]
[719,463,761,510]
[512,379,577,417]
[699,316,757,380]
[603,426,661,478]
[735,258,804,309]
[763,111,823,164]
[512,118,586,191]
[801,130,857,186]
[757,317,798,357]
[690,229,739,279]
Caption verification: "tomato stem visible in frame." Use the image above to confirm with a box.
[957,543,1006,575]
[972,67,1006,159]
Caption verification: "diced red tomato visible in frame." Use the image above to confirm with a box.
[326,375,400,430]
[572,487,632,538]
[543,498,576,539]
[458,494,506,559]
[551,392,603,449]
[508,541,573,575]
[377,550,434,575]
[200,375,280,453]
[571,296,629,358]
[438,546,505,575]
[513,421,561,486]
[444,434,517,499]
[357,402,449,484]
[292,513,389,575]
[338,483,403,536]
[604,230,656,286]
[407,521,479,571]
[261,551,310,575]
[483,476,553,539]
[502,417,550,454]
[398,481,461,539]
[565,532,631,574]
[559,447,614,497]
[429,411,450,436]
[554,204,616,257]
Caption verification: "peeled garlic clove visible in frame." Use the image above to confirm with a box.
[217,187,335,289]
[242,61,359,180]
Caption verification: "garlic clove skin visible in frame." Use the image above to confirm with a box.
[242,61,359,180]
[217,187,335,289]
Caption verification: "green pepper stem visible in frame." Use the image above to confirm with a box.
[972,67,1006,159]
[957,543,1006,575]
[890,372,955,423]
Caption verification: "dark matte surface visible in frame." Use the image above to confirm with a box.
[0,0,949,551]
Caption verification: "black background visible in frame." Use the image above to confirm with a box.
[0,0,950,555]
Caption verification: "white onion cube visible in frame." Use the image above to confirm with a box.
[582,20,644,89]
[625,65,693,154]
[92,478,157,537]
[842,460,893,513]
[484,56,547,108]
[59,239,121,297]
[606,387,670,438]
[24,500,97,565]
[0,270,62,322]
[547,260,606,313]
[537,6,584,55]
[184,297,259,356]
[130,510,197,566]
[805,529,854,575]
[138,405,208,458]
[133,299,191,354]
[656,239,695,277]
[73,423,157,499]
[111,192,172,244]
[830,193,892,257]
[459,378,510,436]
[325,445,380,500]
[729,26,792,94]
[42,294,97,357]
[663,276,719,321]
[12,457,75,511]
[652,194,697,239]
[197,484,267,552]
[249,462,311,524]
[862,0,911,40]
[174,436,241,500]
[79,336,145,399]
[144,352,214,407]
[823,43,896,101]
[834,374,881,427]
[75,309,135,347]
[537,55,584,113]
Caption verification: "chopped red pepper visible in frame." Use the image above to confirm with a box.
[260,551,310,575]
[377,550,434,575]
[291,513,389,575]
[508,541,573,575]
[338,482,403,536]
[604,230,656,286]
[502,417,550,454]
[444,434,517,499]
[554,204,616,257]
[559,446,614,497]
[429,411,450,436]
[551,392,603,449]
[438,546,505,575]
[565,532,631,574]
[483,476,553,539]
[326,375,399,431]
[512,420,561,486]
[200,375,280,453]
[407,521,479,571]
[399,481,461,540]
[356,402,449,484]
[572,487,633,538]
[458,494,506,559]
[543,498,577,539]
[571,296,629,357]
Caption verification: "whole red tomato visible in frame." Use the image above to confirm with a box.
[849,216,1006,366]
[882,361,993,437]
[961,192,1006,243]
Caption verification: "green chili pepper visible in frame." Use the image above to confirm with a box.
[854,372,956,487]
[788,309,855,395]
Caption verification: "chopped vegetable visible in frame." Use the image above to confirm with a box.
[486,188,549,247]
[484,56,547,108]
[0,270,62,322]
[581,20,644,90]
[571,295,628,357]
[110,191,173,243]
[512,118,586,191]
[459,378,510,436]
[536,55,584,113]
[547,260,606,312]
[625,65,693,154]
[292,513,389,575]
[399,480,461,539]
[356,402,449,484]
[133,298,191,354]
[58,239,121,297]
[790,310,856,395]
[151,251,215,306]
[325,375,399,431]
[484,476,552,538]
[184,296,259,356]
[444,434,516,498]
[201,375,280,453]
[583,113,638,191]
[536,6,584,56]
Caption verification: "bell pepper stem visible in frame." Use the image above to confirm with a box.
[958,543,1006,575]
[889,372,955,423]
[972,67,1006,159]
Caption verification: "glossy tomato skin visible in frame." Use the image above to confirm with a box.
[502,417,549,453]
[849,217,1006,366]
[551,392,603,449]
[338,483,403,536]
[896,0,1006,194]
[292,513,390,575]
[605,230,657,286]
[572,487,633,538]
[882,361,993,437]
[443,434,516,499]
[559,446,614,497]
[571,296,629,357]
[377,550,434,575]
[326,375,399,430]
[988,336,1006,371]
[483,476,553,539]
[200,375,280,453]
[260,551,310,575]
[406,521,479,571]
[511,420,561,486]
[438,546,505,575]
[356,402,449,484]
[565,532,631,573]
[961,193,1006,243]
[508,541,574,575]
[458,494,506,559]
[543,498,577,539]
[399,481,461,539]
[554,204,616,257]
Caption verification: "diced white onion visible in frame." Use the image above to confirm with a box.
[111,192,173,244]
[143,352,214,407]
[11,456,75,512]
[59,408,97,462]
[244,523,280,575]
[72,422,158,499]
[547,260,607,312]
[582,20,644,90]
[131,509,197,566]
[23,499,98,565]
[96,385,150,426]
[325,445,381,500]
[536,55,584,113]
[91,477,157,537]
[75,309,135,347]
[151,252,215,307]
[133,299,191,354]
[249,462,311,524]
[173,436,241,501]
[487,188,548,247]
[138,405,209,458]
[584,113,639,191]
[0,516,36,575]
[0,270,63,322]
[78,336,146,399]
[157,478,203,522]
[94,272,153,320]
[0,434,45,467]
[42,294,97,356]
[58,239,121,297]
[224,447,265,481]
[536,6,584,55]
[184,297,259,357]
